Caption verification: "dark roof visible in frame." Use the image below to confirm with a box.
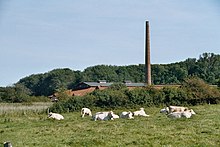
[125,83,146,87]
[83,82,145,87]
[84,82,113,87]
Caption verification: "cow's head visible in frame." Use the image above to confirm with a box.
[48,112,53,117]
[189,109,196,115]
[108,111,114,120]
[128,111,134,119]
[160,108,169,114]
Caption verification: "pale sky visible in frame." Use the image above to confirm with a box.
[0,0,219,86]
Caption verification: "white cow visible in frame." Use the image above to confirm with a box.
[93,111,114,121]
[160,106,189,114]
[167,112,182,119]
[167,109,196,119]
[189,109,196,115]
[81,108,92,117]
[160,107,169,114]
[168,106,189,113]
[182,109,196,117]
[112,113,120,119]
[95,111,119,119]
[48,112,64,120]
[120,111,134,119]
[133,108,149,117]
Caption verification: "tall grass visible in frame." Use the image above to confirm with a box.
[0,102,53,116]
[0,104,219,146]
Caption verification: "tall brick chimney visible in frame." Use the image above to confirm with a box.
[145,21,151,85]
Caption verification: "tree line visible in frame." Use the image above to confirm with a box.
[0,52,220,102]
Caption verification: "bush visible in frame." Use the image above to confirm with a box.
[49,77,220,112]
[92,89,129,108]
[49,94,97,113]
[127,88,153,107]
[49,102,65,113]
[181,77,220,105]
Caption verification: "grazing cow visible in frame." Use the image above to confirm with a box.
[133,108,149,117]
[120,111,134,119]
[48,112,64,120]
[93,111,114,121]
[81,108,92,117]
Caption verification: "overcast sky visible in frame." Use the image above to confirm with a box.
[0,0,219,86]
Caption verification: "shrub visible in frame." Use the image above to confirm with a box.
[126,88,154,107]
[92,89,129,108]
[49,102,66,113]
[181,76,220,105]
[162,87,178,105]
[49,77,220,112]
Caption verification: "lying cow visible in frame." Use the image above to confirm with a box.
[93,111,114,121]
[160,107,169,114]
[167,112,182,119]
[112,113,120,119]
[167,109,196,119]
[81,108,92,118]
[160,106,189,114]
[133,108,149,117]
[120,111,134,119]
[48,112,64,120]
[94,111,119,119]
[188,109,196,115]
[168,106,189,113]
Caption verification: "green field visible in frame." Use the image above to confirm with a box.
[0,103,219,147]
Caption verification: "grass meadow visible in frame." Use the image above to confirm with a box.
[0,103,219,147]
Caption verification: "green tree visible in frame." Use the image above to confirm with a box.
[0,84,31,102]
[18,68,81,96]
[16,52,220,97]
[82,65,118,82]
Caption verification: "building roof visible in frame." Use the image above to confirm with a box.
[84,82,113,87]
[125,82,146,87]
[83,82,146,87]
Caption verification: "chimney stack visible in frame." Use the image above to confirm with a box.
[145,21,151,85]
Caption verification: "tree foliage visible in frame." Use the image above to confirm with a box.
[1,52,220,103]
[14,53,220,96]
[18,68,81,96]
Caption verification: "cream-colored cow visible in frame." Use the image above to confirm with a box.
[81,108,92,117]
[48,112,64,120]
[133,108,149,117]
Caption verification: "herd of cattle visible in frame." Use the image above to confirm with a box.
[48,106,196,121]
